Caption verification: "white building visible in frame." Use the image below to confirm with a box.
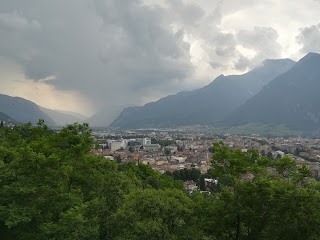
[110,141,123,152]
[107,139,128,152]
[143,138,152,146]
[121,139,128,149]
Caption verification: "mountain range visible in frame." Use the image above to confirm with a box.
[110,52,320,133]
[0,94,56,126]
[224,52,320,132]
[110,58,295,129]
[0,94,87,126]
[2,52,320,134]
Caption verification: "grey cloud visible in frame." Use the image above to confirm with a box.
[165,0,205,25]
[0,11,40,31]
[215,46,236,57]
[0,0,289,125]
[209,62,223,69]
[297,23,320,53]
[213,32,237,57]
[236,26,282,68]
[0,0,194,116]
[175,2,239,70]
[234,55,251,71]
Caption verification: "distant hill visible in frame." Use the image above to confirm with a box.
[110,58,295,129]
[0,94,56,126]
[40,107,86,126]
[224,52,320,132]
[0,112,16,124]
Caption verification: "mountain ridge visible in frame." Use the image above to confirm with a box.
[0,94,56,126]
[110,58,296,129]
[224,52,320,132]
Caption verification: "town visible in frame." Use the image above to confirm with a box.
[91,129,320,183]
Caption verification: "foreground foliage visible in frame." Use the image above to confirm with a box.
[0,124,320,239]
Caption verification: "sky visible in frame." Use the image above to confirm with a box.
[0,0,320,119]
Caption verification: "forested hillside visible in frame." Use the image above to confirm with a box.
[0,122,320,239]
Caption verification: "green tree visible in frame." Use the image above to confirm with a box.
[199,175,206,191]
[203,143,320,240]
[172,168,201,182]
[107,189,193,240]
[0,123,122,239]
[114,155,122,163]
[267,152,273,159]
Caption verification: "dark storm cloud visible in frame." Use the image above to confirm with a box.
[2,0,309,124]
[0,0,195,112]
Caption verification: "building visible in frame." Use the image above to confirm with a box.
[171,156,186,163]
[140,158,156,165]
[110,141,123,152]
[281,144,296,153]
[142,138,152,146]
[164,146,178,154]
[143,144,161,152]
[128,140,142,151]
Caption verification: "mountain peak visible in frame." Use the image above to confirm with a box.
[225,52,320,132]
[250,58,295,75]
[109,57,295,129]
[298,52,320,64]
[305,52,320,57]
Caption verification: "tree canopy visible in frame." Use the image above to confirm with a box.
[1,124,320,239]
